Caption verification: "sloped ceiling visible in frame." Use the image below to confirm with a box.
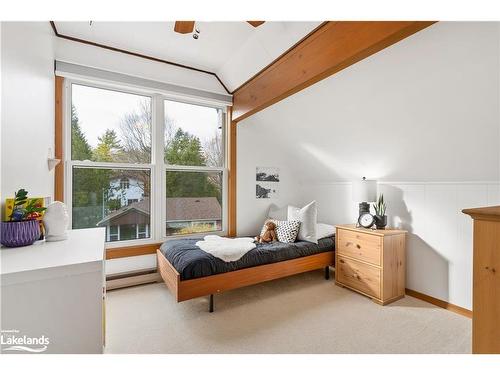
[53,21,322,92]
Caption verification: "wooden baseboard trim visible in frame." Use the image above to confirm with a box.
[106,243,161,259]
[405,288,472,318]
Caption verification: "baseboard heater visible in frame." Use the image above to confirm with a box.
[106,268,161,291]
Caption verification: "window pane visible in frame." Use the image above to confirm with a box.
[72,167,151,242]
[166,170,222,236]
[71,84,152,163]
[164,100,222,167]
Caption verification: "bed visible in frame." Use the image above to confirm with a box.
[156,236,335,312]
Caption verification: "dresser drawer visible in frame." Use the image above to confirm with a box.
[337,228,382,265]
[336,256,381,299]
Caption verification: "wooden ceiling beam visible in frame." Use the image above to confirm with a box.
[247,21,265,27]
[232,21,436,122]
[174,21,195,34]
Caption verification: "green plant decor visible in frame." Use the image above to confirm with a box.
[9,189,47,221]
[373,194,387,216]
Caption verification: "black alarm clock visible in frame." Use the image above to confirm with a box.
[358,212,374,228]
[357,202,374,228]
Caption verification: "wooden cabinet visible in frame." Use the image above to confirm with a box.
[337,228,383,265]
[337,255,382,298]
[1,228,105,354]
[335,224,406,305]
[462,206,500,354]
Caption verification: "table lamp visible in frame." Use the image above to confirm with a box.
[352,177,377,226]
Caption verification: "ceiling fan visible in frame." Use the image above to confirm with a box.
[173,21,265,35]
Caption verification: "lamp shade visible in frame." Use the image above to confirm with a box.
[352,178,377,202]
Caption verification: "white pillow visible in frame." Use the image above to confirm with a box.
[267,204,288,221]
[259,219,301,243]
[288,201,318,243]
[316,223,335,240]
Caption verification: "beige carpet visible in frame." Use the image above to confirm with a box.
[105,269,471,354]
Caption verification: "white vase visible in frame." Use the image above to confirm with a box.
[42,201,69,241]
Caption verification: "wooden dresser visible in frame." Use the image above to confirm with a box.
[462,206,500,354]
[335,224,407,305]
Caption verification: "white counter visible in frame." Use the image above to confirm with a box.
[1,228,105,354]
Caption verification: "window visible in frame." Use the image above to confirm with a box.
[164,100,223,167]
[137,224,148,239]
[71,167,151,242]
[165,171,223,235]
[69,84,152,244]
[164,100,224,236]
[120,178,130,190]
[66,81,226,245]
[71,84,151,163]
[109,225,119,242]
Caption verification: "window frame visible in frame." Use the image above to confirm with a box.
[63,78,227,249]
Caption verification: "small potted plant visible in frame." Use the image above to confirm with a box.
[373,194,387,230]
[1,189,46,247]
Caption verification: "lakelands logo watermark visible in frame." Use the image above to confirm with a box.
[1,329,50,353]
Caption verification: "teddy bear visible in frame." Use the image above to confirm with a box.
[255,220,278,243]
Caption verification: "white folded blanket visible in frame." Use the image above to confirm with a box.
[195,235,256,262]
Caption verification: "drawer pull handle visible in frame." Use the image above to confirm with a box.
[345,241,361,249]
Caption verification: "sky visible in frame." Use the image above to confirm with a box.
[72,84,220,150]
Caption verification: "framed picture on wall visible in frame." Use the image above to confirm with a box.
[256,182,279,199]
[256,167,279,182]
[256,167,279,199]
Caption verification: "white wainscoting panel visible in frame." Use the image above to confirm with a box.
[106,254,157,276]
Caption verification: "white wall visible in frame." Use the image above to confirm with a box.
[1,22,55,206]
[55,38,227,95]
[237,121,304,235]
[237,22,500,310]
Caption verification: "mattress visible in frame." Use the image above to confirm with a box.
[160,236,335,281]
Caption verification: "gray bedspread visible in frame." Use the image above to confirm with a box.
[160,236,335,281]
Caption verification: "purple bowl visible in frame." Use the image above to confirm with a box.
[0,220,40,247]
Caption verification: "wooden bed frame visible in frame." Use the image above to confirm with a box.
[157,249,335,312]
